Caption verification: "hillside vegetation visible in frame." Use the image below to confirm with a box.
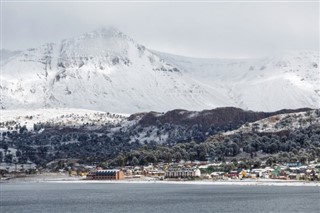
[0,107,318,168]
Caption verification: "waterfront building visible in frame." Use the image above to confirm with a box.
[86,169,124,180]
[165,168,201,178]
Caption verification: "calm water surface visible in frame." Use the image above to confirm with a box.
[1,182,319,213]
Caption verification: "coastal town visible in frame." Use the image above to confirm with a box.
[1,159,319,183]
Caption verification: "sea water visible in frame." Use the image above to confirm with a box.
[1,182,319,213]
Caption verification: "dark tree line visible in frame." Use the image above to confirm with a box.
[0,117,319,167]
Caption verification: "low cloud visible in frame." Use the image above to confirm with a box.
[2,1,319,58]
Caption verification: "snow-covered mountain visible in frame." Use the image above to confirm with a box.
[1,27,319,113]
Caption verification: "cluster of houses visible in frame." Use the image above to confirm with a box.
[209,165,318,181]
[82,160,320,181]
[1,159,319,182]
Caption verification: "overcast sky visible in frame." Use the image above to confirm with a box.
[1,1,319,58]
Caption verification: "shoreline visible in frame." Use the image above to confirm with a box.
[3,175,319,186]
[49,180,320,187]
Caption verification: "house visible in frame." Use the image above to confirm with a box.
[239,170,247,178]
[147,169,166,177]
[228,171,239,179]
[251,168,271,178]
[210,172,225,180]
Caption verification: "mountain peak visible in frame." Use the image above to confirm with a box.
[94,26,122,36]
[79,26,134,43]
[58,26,137,58]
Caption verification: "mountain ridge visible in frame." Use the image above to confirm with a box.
[1,27,319,113]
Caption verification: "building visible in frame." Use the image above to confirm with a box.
[147,169,166,177]
[86,169,124,180]
[210,172,226,180]
[165,168,201,178]
[228,171,239,179]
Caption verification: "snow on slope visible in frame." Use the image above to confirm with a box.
[1,27,319,113]
[157,51,320,111]
[225,109,320,135]
[0,108,127,132]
